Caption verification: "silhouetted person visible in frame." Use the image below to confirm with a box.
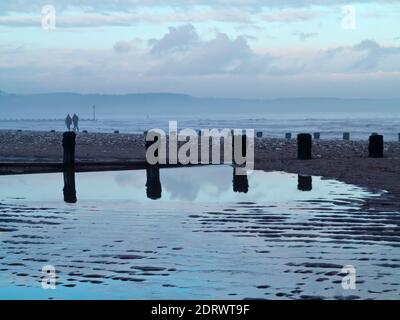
[72,113,79,132]
[297,175,312,191]
[63,169,77,203]
[233,167,249,193]
[65,114,72,131]
[146,166,162,200]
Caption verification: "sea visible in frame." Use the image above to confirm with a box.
[0,112,400,141]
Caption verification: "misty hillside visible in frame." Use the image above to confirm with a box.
[0,91,399,119]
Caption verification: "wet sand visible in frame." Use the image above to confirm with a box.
[1,129,400,199]
[0,167,398,299]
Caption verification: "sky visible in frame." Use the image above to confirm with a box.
[0,0,399,98]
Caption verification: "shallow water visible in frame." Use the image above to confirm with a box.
[0,166,399,300]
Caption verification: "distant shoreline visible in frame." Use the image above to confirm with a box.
[0,129,399,201]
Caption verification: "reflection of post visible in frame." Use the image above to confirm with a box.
[233,167,249,194]
[297,175,312,191]
[146,166,162,200]
[63,169,77,203]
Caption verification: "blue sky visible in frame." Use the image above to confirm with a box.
[0,1,399,98]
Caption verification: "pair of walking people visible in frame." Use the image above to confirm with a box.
[65,114,79,132]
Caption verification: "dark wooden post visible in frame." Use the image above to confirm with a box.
[298,175,312,191]
[256,131,263,138]
[63,169,77,203]
[369,134,383,158]
[62,132,76,167]
[343,132,350,141]
[285,132,292,139]
[297,133,312,160]
[313,132,320,140]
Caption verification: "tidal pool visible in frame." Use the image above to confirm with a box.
[0,165,399,300]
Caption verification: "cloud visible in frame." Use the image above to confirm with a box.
[0,10,252,28]
[293,31,318,41]
[150,24,199,55]
[261,9,321,22]
[1,22,400,98]
[352,39,400,71]
[114,41,133,53]
[0,1,395,14]
[148,28,262,75]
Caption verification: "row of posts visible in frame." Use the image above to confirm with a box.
[297,133,384,159]
[58,128,400,142]
[257,131,394,142]
[62,130,386,168]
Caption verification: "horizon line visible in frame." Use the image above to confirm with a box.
[1,90,399,101]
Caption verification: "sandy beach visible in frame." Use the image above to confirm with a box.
[1,129,400,199]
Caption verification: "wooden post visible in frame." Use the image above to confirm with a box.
[285,132,292,139]
[256,131,263,138]
[313,132,320,140]
[343,132,350,141]
[297,175,312,191]
[369,134,383,158]
[62,132,76,167]
[297,133,312,160]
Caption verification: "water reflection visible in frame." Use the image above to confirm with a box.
[59,168,317,203]
[63,169,77,203]
[146,166,162,200]
[297,175,312,192]
[232,167,249,193]
[2,166,395,300]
